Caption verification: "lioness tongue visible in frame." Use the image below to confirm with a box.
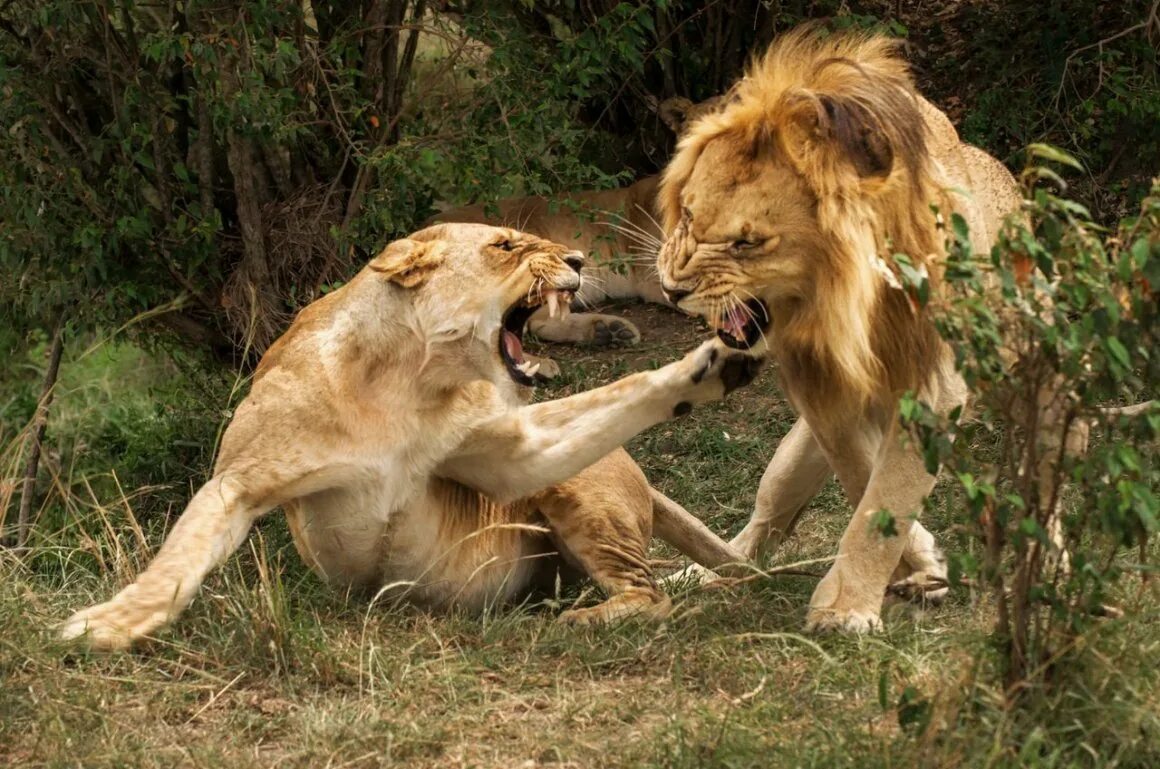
[502,329,525,363]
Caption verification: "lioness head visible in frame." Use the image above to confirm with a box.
[370,223,584,386]
[654,29,943,400]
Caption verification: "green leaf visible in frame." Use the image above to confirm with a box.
[1026,143,1085,171]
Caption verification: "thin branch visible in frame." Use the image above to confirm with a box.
[11,316,66,550]
[1053,0,1160,110]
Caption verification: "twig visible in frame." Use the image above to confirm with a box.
[11,316,66,550]
[1053,0,1160,110]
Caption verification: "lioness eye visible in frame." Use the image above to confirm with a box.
[732,239,756,250]
[496,239,514,251]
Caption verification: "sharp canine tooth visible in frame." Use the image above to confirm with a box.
[547,290,560,319]
[526,363,540,377]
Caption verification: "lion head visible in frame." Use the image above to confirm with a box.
[655,29,948,410]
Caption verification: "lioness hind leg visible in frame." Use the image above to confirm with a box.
[533,450,670,625]
[888,523,949,604]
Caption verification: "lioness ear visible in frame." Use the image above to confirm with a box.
[369,238,444,288]
[657,96,694,134]
[781,90,893,179]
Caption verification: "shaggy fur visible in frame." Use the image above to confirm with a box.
[656,28,1022,632]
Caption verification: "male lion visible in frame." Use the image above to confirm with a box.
[61,224,756,650]
[655,29,1024,632]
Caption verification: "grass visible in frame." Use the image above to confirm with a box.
[2,306,1158,768]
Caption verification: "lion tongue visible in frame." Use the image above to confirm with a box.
[503,329,526,363]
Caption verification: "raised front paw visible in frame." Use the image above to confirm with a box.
[670,338,763,413]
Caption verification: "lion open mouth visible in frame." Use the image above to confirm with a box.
[715,298,770,350]
[500,288,573,385]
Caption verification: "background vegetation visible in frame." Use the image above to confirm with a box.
[2,1,1158,767]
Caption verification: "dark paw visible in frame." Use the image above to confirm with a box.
[720,354,763,395]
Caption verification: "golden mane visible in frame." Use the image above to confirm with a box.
[659,27,950,410]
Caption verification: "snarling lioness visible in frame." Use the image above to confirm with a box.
[656,29,1024,632]
[61,224,757,649]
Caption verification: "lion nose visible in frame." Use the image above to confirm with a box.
[563,251,585,274]
[661,281,691,304]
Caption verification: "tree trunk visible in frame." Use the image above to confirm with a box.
[12,318,66,550]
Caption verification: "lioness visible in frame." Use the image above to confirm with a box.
[61,224,756,650]
[655,29,1025,632]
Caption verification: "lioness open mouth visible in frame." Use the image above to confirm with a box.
[716,298,770,350]
[500,288,574,385]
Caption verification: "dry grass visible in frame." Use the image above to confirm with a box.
[2,304,1158,768]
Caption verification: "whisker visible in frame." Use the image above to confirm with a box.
[633,203,668,241]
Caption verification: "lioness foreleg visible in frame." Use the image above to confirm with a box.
[441,339,761,502]
[528,308,642,347]
[61,457,357,649]
[59,474,268,649]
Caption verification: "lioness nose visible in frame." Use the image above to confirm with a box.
[563,251,585,273]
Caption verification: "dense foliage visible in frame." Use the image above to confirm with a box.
[2,1,1156,361]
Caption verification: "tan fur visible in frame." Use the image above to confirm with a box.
[60,223,753,650]
[656,28,1023,632]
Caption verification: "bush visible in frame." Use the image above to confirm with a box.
[900,150,1158,698]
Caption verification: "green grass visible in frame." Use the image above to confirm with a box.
[2,308,1158,768]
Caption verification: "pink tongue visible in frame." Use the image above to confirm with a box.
[503,329,525,363]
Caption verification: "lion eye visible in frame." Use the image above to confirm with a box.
[495,239,514,252]
[732,239,757,250]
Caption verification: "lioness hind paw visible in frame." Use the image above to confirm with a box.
[558,594,672,626]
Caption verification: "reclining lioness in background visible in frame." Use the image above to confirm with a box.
[60,223,756,650]
[429,96,726,359]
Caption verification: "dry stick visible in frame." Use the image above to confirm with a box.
[14,316,65,550]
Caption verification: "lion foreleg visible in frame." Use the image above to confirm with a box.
[806,428,937,633]
[731,417,832,561]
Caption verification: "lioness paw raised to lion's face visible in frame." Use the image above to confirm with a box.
[668,338,764,415]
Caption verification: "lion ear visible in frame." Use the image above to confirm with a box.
[782,90,894,179]
[368,238,444,288]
